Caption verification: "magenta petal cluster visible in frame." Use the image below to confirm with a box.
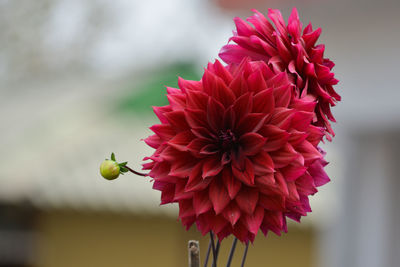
[219,8,340,140]
[143,58,330,243]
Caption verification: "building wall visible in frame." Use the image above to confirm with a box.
[33,209,315,267]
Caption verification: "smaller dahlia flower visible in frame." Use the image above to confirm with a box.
[219,8,340,140]
[143,58,330,243]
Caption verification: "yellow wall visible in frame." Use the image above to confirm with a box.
[34,210,315,267]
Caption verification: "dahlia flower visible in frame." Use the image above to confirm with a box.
[219,8,340,140]
[143,58,330,243]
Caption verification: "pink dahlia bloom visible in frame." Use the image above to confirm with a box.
[143,58,330,243]
[219,8,341,140]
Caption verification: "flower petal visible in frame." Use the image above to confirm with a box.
[259,125,290,152]
[207,97,225,132]
[222,168,241,199]
[185,163,213,192]
[239,132,266,156]
[202,156,224,178]
[259,194,285,211]
[251,150,274,175]
[235,187,259,214]
[232,157,255,186]
[244,206,264,235]
[253,88,274,114]
[193,191,212,216]
[223,202,241,226]
[209,179,230,214]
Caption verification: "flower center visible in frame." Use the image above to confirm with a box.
[218,130,237,151]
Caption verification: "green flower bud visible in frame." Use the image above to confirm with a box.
[100,160,120,180]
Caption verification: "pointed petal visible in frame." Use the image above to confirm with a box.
[253,87,275,114]
[270,143,298,168]
[193,191,212,215]
[153,105,171,124]
[234,17,255,36]
[185,163,213,192]
[255,172,275,190]
[308,157,330,186]
[209,179,231,214]
[202,156,224,178]
[223,202,241,226]
[222,168,241,199]
[207,97,225,131]
[160,183,175,205]
[296,140,322,164]
[291,111,314,131]
[232,157,255,186]
[268,9,287,38]
[247,69,268,94]
[164,110,190,132]
[239,132,266,156]
[259,125,290,152]
[179,199,195,218]
[144,134,163,149]
[178,77,202,92]
[168,156,196,177]
[287,7,302,40]
[173,179,193,201]
[274,171,289,196]
[186,89,208,110]
[237,113,269,134]
[191,127,215,140]
[212,59,233,85]
[270,108,294,130]
[150,124,176,141]
[232,220,253,243]
[303,27,322,48]
[235,187,259,214]
[281,163,307,182]
[219,44,269,64]
[244,206,264,235]
[168,131,194,151]
[167,93,186,110]
[185,108,208,129]
[233,92,253,119]
[199,144,219,155]
[251,151,274,176]
[259,194,285,211]
[273,84,292,108]
[262,210,284,236]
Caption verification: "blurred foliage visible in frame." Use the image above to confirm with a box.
[116,62,200,115]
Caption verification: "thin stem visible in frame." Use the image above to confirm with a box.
[209,232,217,267]
[124,165,147,177]
[211,240,220,267]
[240,243,249,267]
[226,238,238,267]
[204,240,211,267]
[216,240,221,256]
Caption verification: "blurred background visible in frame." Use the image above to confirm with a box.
[0,0,399,266]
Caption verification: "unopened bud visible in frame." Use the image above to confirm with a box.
[100,160,120,180]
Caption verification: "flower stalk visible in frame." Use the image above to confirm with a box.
[209,232,218,267]
[226,238,237,267]
[240,243,249,267]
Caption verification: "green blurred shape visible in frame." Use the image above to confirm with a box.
[116,62,200,115]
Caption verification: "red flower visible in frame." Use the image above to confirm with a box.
[219,8,340,140]
[143,58,330,243]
